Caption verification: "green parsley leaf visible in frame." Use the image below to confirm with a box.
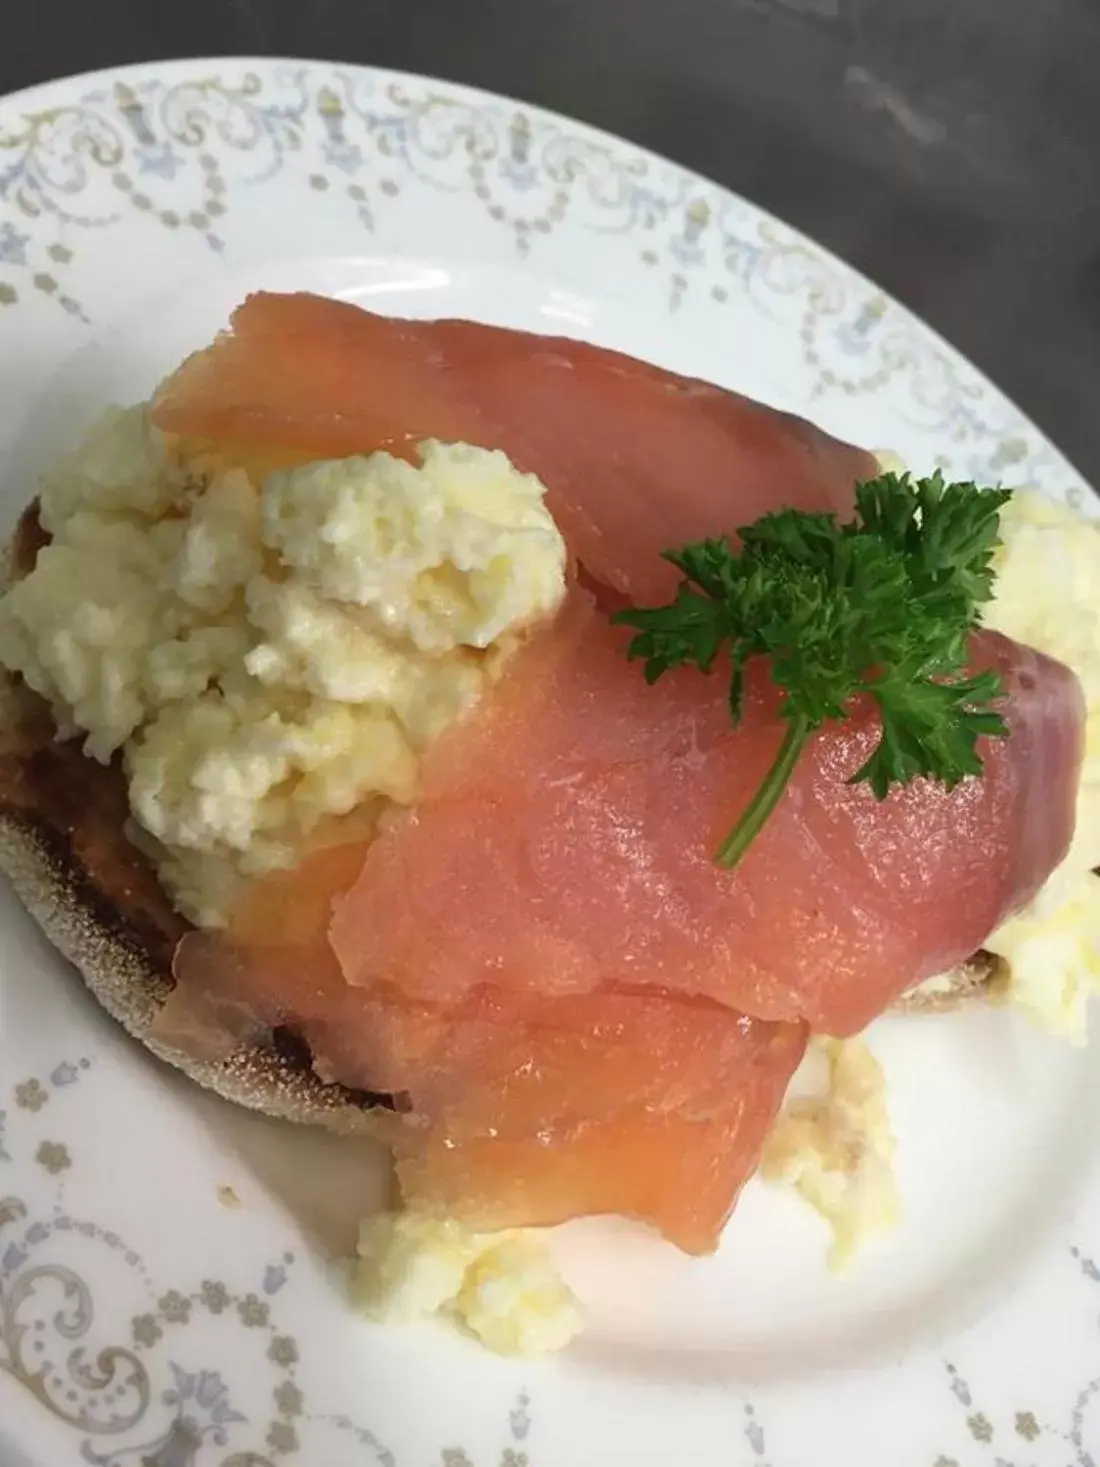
[613,470,1012,868]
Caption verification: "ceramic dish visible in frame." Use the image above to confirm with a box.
[0,56,1096,1467]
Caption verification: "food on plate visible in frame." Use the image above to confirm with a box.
[0,292,1093,1355]
[761,1036,899,1270]
[354,1212,585,1355]
[971,491,1100,1036]
[0,410,567,927]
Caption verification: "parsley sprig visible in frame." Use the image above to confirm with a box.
[613,471,1012,868]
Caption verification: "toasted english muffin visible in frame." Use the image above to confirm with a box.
[0,503,1003,1134]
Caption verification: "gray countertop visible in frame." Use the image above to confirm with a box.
[5,0,1099,486]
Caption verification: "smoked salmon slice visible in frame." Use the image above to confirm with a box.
[330,589,1084,1036]
[170,858,807,1253]
[152,291,879,603]
[321,983,806,1254]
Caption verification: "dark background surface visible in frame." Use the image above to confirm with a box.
[5,0,1099,484]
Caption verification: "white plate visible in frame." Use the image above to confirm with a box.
[0,56,1097,1467]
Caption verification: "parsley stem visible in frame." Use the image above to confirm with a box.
[714,713,811,869]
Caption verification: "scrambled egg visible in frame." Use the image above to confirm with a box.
[0,407,567,925]
[353,1212,584,1356]
[979,490,1100,1040]
[761,1036,901,1270]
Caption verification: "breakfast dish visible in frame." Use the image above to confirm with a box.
[1,56,1098,1467]
[0,288,1096,1360]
